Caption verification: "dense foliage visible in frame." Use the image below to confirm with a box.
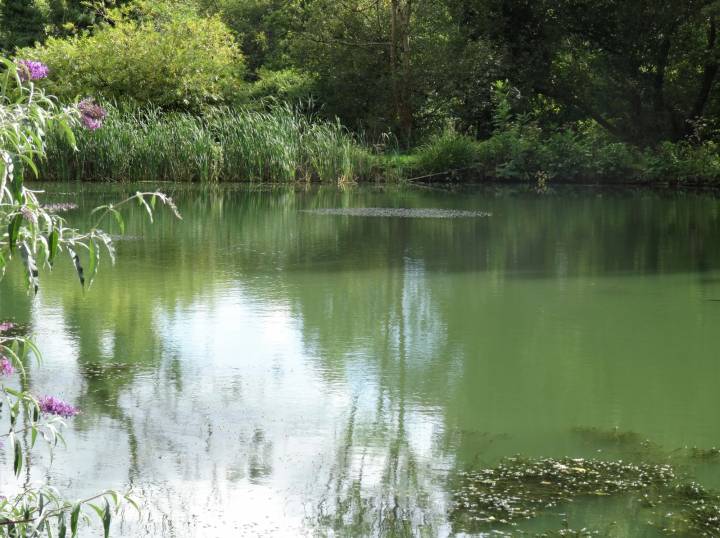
[18,2,243,109]
[0,0,718,182]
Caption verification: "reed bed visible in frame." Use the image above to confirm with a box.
[42,105,376,183]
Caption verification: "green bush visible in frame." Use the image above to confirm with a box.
[413,130,479,176]
[17,5,244,110]
[475,121,642,183]
[245,68,315,105]
[643,141,720,184]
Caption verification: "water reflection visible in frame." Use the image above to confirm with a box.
[1,184,720,535]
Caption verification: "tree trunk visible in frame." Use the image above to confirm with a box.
[390,0,413,145]
[685,16,718,138]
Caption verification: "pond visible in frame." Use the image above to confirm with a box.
[2,183,720,536]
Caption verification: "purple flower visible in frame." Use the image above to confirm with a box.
[17,60,49,82]
[78,98,107,131]
[0,357,13,376]
[38,396,79,418]
[0,322,14,333]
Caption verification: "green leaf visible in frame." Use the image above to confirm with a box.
[58,512,67,538]
[8,214,22,253]
[88,239,97,284]
[48,228,59,265]
[102,500,111,538]
[88,503,103,520]
[20,242,39,295]
[13,437,22,476]
[124,494,140,515]
[136,193,154,223]
[70,249,85,287]
[109,208,124,235]
[60,121,77,150]
[70,503,80,537]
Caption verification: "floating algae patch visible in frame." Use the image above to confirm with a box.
[571,426,647,448]
[651,481,720,536]
[686,446,720,462]
[301,207,492,218]
[571,426,663,460]
[572,427,720,465]
[450,456,720,536]
[449,457,674,532]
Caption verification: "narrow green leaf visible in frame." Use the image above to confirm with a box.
[48,228,59,265]
[102,500,111,538]
[87,240,97,284]
[70,503,80,537]
[88,503,103,520]
[110,208,124,235]
[70,249,84,287]
[58,513,67,538]
[8,214,22,252]
[13,437,22,476]
[20,242,39,295]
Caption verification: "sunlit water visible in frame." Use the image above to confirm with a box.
[2,184,720,536]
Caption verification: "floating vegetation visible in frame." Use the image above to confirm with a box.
[654,482,720,536]
[450,455,720,536]
[42,202,78,212]
[535,528,602,537]
[571,426,646,447]
[571,426,665,462]
[450,457,674,531]
[301,207,492,219]
[687,447,720,461]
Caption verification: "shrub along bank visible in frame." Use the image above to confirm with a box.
[40,105,720,185]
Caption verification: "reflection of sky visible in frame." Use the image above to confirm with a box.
[5,186,720,535]
[16,277,450,536]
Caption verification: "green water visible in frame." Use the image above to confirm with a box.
[2,184,720,536]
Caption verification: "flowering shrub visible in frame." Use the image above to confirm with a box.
[0,57,178,536]
[16,60,49,82]
[37,396,79,418]
[77,98,107,131]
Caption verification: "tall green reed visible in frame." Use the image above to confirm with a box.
[42,104,376,183]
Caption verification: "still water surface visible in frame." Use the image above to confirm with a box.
[2,184,720,536]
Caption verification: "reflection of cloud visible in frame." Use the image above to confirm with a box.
[11,185,720,536]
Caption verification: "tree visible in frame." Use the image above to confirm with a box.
[481,0,720,144]
[0,0,46,50]
[19,2,245,110]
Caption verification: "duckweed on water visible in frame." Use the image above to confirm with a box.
[450,457,674,530]
[450,456,720,536]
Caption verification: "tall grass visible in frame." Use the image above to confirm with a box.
[41,104,720,185]
[42,105,376,182]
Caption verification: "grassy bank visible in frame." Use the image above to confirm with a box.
[41,106,720,185]
[43,105,376,183]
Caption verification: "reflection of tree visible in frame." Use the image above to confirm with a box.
[308,262,445,537]
[36,183,720,445]
[314,381,439,537]
[10,184,720,533]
